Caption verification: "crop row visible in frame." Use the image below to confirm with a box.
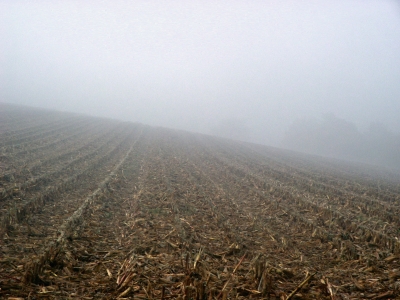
[0,106,71,137]
[1,114,399,298]
[0,120,110,185]
[214,142,400,233]
[0,115,84,149]
[7,118,101,159]
[213,145,399,253]
[135,130,363,298]
[23,128,143,283]
[199,137,400,239]
[244,142,400,196]
[0,126,140,236]
[208,138,400,207]
[10,121,116,173]
[0,123,132,205]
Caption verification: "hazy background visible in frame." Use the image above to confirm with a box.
[1,1,400,167]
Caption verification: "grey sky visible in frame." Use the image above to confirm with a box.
[1,0,400,145]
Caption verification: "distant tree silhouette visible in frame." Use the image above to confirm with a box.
[282,114,400,169]
[364,122,399,167]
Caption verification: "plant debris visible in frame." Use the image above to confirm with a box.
[1,105,400,299]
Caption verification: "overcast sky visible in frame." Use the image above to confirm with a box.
[1,0,400,145]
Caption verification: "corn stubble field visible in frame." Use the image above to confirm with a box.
[1,104,400,300]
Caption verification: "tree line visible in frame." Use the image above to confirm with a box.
[282,114,400,170]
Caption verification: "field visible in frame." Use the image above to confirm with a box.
[1,104,400,299]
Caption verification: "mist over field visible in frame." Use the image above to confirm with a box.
[1,1,400,168]
[2,3,400,296]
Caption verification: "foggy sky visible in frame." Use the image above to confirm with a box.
[1,1,400,146]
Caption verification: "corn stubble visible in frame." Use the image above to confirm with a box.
[1,106,400,299]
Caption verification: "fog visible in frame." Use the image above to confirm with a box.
[1,1,400,166]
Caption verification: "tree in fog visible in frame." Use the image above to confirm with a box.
[363,122,400,167]
[282,114,400,169]
[282,114,364,160]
